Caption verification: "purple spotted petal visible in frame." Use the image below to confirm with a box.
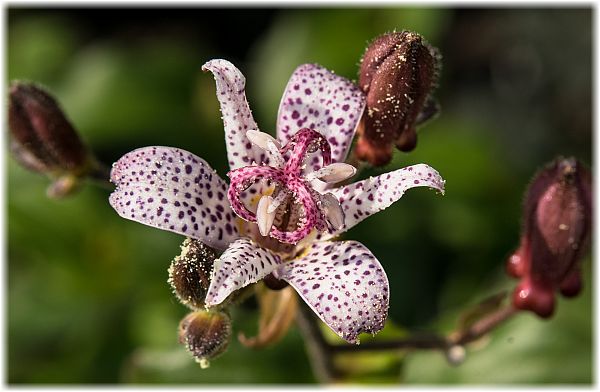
[205,238,281,306]
[275,240,389,344]
[276,64,365,170]
[109,146,239,250]
[326,164,445,239]
[202,59,268,170]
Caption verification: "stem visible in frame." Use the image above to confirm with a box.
[87,159,114,190]
[330,332,448,352]
[296,293,520,381]
[295,302,340,382]
[333,304,518,353]
[451,304,518,346]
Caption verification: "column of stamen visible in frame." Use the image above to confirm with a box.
[227,128,353,244]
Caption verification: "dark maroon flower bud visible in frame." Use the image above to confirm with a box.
[8,82,93,197]
[168,238,217,310]
[507,157,592,318]
[355,31,441,166]
[178,310,231,368]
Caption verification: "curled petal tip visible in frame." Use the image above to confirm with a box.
[326,163,445,239]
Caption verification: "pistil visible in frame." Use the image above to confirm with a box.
[227,129,355,244]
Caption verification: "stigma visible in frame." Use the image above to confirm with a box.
[227,129,356,244]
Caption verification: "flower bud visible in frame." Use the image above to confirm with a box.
[178,310,231,368]
[168,238,217,310]
[355,31,441,166]
[8,82,93,197]
[508,157,592,318]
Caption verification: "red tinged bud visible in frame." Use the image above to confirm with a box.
[8,82,94,197]
[355,31,441,166]
[508,158,592,318]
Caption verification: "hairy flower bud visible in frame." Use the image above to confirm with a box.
[168,238,217,310]
[508,157,592,318]
[178,310,231,368]
[355,31,441,166]
[8,82,93,197]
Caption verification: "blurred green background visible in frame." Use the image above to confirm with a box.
[7,7,592,384]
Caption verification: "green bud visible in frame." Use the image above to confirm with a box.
[168,238,217,310]
[178,310,231,368]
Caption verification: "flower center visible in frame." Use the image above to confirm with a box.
[227,129,356,244]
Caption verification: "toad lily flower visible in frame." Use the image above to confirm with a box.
[109,59,445,344]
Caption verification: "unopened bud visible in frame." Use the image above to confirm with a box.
[178,310,231,368]
[355,31,441,166]
[168,238,217,310]
[8,82,93,197]
[508,157,592,318]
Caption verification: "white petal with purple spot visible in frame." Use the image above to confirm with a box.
[274,241,389,344]
[109,146,239,250]
[325,164,445,239]
[202,60,269,170]
[205,238,282,306]
[276,63,365,170]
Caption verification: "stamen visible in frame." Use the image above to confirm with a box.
[246,130,284,168]
[228,128,344,244]
[267,189,289,214]
[280,128,332,174]
[306,162,357,183]
[266,140,285,168]
[246,130,281,150]
[320,193,345,230]
[256,195,276,236]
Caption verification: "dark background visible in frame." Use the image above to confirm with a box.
[7,7,592,384]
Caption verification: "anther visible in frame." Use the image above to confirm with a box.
[320,192,345,230]
[257,195,277,236]
[306,162,357,183]
[246,130,281,150]
[267,190,289,214]
[246,130,284,167]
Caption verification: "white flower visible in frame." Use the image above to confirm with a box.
[109,59,445,344]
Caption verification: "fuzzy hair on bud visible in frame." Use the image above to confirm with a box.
[355,30,441,166]
[178,310,231,368]
[168,238,217,310]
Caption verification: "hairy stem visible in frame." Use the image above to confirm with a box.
[295,302,341,382]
